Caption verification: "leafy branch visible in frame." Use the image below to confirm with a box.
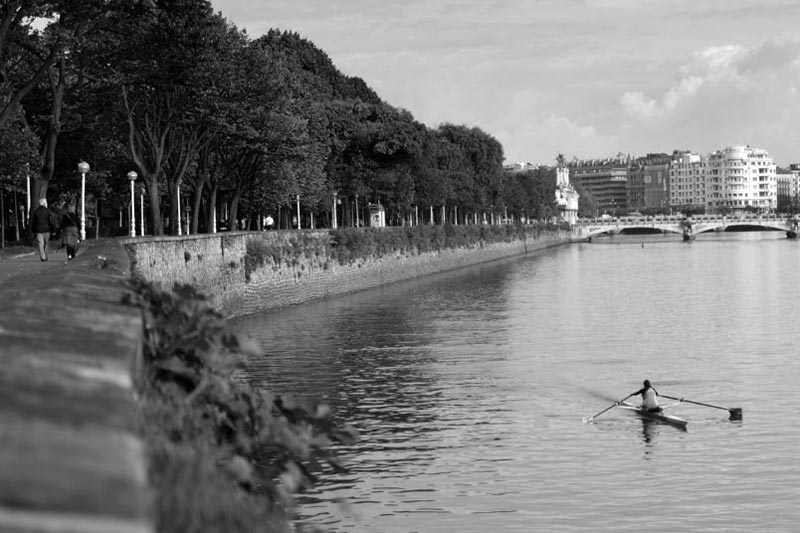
[127,281,357,531]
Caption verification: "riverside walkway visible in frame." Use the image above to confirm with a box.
[0,241,151,532]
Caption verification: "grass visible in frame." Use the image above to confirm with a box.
[0,244,35,258]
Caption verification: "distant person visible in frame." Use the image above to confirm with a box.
[60,206,80,261]
[264,215,274,230]
[624,379,661,412]
[31,198,57,262]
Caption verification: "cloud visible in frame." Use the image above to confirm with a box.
[497,113,621,164]
[617,36,800,162]
[621,38,800,122]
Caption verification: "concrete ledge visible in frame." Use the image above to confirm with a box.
[0,239,151,533]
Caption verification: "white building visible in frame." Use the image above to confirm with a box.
[504,161,538,172]
[555,166,579,224]
[706,146,776,212]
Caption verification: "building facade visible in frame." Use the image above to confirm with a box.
[776,164,800,213]
[668,151,706,213]
[551,145,782,219]
[569,155,630,216]
[503,161,538,173]
[555,166,579,224]
[628,153,671,213]
[706,146,776,213]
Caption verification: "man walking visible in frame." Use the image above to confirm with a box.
[32,198,56,261]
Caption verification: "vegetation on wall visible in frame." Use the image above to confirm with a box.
[129,281,358,532]
[242,221,568,282]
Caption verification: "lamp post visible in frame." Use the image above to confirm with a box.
[139,185,145,236]
[78,161,90,241]
[127,171,137,237]
[176,184,182,236]
[25,162,30,222]
[332,192,338,229]
[211,198,217,234]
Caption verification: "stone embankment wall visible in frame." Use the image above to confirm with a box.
[123,228,569,319]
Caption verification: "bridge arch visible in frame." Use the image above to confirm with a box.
[571,214,800,241]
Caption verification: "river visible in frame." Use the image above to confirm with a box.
[232,232,800,533]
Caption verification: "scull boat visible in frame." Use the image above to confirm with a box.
[619,401,688,429]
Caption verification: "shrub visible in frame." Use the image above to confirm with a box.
[244,238,272,282]
[129,281,357,532]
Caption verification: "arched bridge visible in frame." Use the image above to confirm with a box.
[572,214,800,241]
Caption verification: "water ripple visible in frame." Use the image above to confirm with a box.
[235,237,800,532]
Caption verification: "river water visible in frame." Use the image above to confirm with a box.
[233,232,800,533]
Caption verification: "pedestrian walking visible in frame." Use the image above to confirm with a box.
[60,206,80,261]
[32,198,57,262]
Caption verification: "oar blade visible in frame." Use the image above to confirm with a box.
[663,394,743,421]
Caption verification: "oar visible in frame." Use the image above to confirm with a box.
[583,395,632,423]
[661,394,742,420]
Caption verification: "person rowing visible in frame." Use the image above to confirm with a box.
[622,379,661,412]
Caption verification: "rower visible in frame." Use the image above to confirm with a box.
[623,379,661,412]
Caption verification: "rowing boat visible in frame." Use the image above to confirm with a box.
[619,401,688,429]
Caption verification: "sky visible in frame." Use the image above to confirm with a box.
[209,0,800,167]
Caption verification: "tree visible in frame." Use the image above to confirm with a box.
[574,182,597,218]
[5,0,133,202]
[114,1,239,235]
[435,124,505,221]
[0,118,39,242]
[0,1,65,130]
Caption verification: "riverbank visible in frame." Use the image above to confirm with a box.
[0,224,568,533]
[123,224,570,319]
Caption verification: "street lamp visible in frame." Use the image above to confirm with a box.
[139,185,145,237]
[25,162,30,223]
[177,183,182,235]
[127,171,137,237]
[78,161,90,240]
[296,194,301,229]
[332,191,338,229]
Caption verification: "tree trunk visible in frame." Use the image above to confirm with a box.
[206,183,218,233]
[146,179,163,236]
[37,57,67,206]
[168,180,180,235]
[190,177,206,234]
[228,192,241,231]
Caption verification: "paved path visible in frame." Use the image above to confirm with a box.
[0,239,152,533]
[0,245,72,286]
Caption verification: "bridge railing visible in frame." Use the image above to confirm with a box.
[575,213,798,227]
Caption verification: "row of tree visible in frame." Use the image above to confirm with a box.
[1,0,558,237]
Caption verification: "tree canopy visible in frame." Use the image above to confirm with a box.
[0,0,556,236]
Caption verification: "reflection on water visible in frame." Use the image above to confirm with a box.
[234,234,800,533]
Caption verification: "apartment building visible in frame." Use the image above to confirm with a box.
[503,161,538,173]
[669,151,706,212]
[629,153,671,212]
[776,164,800,212]
[560,145,780,218]
[569,155,630,215]
[706,146,776,212]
